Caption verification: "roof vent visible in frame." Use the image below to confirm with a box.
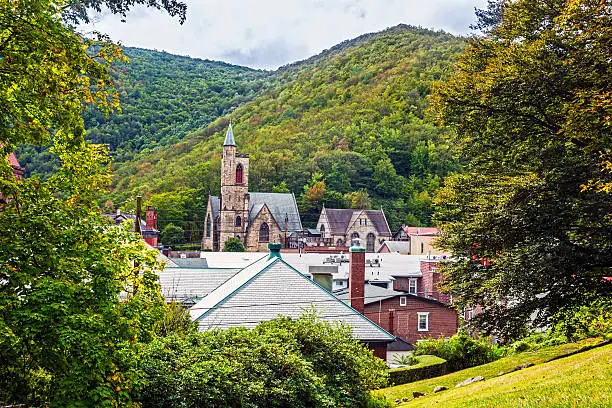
[268,243,282,259]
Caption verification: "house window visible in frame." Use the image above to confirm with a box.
[259,222,269,243]
[418,312,429,331]
[399,296,407,306]
[421,242,424,253]
[236,163,243,184]
[235,216,241,227]
[366,233,375,252]
[409,278,417,294]
[467,307,473,320]
[206,215,211,238]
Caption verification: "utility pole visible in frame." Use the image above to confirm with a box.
[135,196,142,235]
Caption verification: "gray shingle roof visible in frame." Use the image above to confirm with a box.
[337,283,407,305]
[158,267,240,305]
[248,192,302,232]
[190,256,394,342]
[210,196,220,219]
[170,258,210,268]
[324,209,354,235]
[364,210,392,236]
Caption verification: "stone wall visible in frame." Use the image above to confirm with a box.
[245,205,284,252]
[219,145,250,250]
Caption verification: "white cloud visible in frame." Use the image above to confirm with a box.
[81,0,488,69]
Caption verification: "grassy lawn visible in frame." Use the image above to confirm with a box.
[391,355,446,370]
[376,339,610,407]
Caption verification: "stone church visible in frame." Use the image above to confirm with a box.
[201,124,302,252]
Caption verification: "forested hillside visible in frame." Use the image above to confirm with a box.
[15,48,270,176]
[109,25,465,244]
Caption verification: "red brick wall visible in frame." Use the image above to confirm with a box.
[364,296,458,344]
[349,250,366,314]
[369,346,387,360]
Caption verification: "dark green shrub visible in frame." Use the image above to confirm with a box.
[136,314,388,407]
[414,331,504,372]
[388,356,447,385]
[551,298,612,341]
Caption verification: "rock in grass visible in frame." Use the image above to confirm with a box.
[433,386,447,393]
[412,391,426,398]
[455,376,485,388]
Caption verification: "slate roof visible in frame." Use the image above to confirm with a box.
[190,255,394,342]
[364,210,392,236]
[324,209,354,235]
[324,208,391,236]
[158,267,240,305]
[223,122,236,146]
[248,192,302,232]
[210,196,220,219]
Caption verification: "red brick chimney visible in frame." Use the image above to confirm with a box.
[349,242,366,314]
[145,206,157,231]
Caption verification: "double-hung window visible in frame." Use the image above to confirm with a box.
[417,312,429,331]
[408,278,417,294]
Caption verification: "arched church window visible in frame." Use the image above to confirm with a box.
[236,163,243,184]
[235,216,241,227]
[351,232,360,240]
[206,215,211,238]
[320,224,325,236]
[336,238,344,246]
[366,233,376,252]
[259,223,269,243]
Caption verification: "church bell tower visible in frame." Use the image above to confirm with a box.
[219,123,250,250]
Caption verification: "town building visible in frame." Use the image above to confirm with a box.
[393,226,448,255]
[189,244,394,359]
[8,152,25,180]
[201,124,302,252]
[102,206,160,247]
[315,207,392,252]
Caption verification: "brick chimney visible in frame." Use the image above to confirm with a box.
[349,241,366,314]
[145,206,157,231]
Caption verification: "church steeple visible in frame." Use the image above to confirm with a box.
[223,122,236,146]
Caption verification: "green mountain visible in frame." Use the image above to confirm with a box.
[15,48,270,176]
[108,25,465,244]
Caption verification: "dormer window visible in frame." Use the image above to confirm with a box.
[236,163,243,184]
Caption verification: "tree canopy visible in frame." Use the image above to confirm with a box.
[432,0,612,338]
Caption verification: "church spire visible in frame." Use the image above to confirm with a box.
[223,121,236,146]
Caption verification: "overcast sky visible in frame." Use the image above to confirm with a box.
[81,0,488,70]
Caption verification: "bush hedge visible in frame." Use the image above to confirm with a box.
[388,355,447,385]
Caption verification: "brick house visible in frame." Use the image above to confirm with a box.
[337,246,458,344]
[201,124,302,252]
[392,258,451,304]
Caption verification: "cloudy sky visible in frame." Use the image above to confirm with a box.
[82,0,488,70]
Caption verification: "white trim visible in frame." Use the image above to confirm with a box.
[408,278,417,294]
[417,312,429,331]
[399,296,407,306]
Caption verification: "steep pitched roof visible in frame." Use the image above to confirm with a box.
[336,283,450,307]
[209,196,220,219]
[364,210,392,236]
[324,208,354,235]
[8,152,20,167]
[248,192,302,232]
[324,208,391,236]
[190,255,394,342]
[223,122,236,146]
[401,226,439,236]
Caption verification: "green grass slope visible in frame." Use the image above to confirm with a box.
[377,340,611,407]
[110,25,465,233]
